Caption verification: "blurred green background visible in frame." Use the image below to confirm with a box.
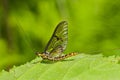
[0,0,120,71]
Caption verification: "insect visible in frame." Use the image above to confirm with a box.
[36,21,77,61]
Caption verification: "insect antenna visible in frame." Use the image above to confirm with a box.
[15,18,38,55]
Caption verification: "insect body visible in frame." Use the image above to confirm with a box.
[36,21,77,61]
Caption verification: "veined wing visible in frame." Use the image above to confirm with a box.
[44,21,68,57]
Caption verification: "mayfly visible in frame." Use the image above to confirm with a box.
[36,21,77,61]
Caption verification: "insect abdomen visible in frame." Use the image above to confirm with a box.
[47,52,78,61]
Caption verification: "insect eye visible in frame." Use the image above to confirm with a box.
[36,52,44,56]
[35,52,40,56]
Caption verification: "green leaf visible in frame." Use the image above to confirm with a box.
[0,54,120,80]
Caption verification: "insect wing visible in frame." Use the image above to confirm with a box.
[44,21,68,57]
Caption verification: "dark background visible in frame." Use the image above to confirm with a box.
[0,0,120,71]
